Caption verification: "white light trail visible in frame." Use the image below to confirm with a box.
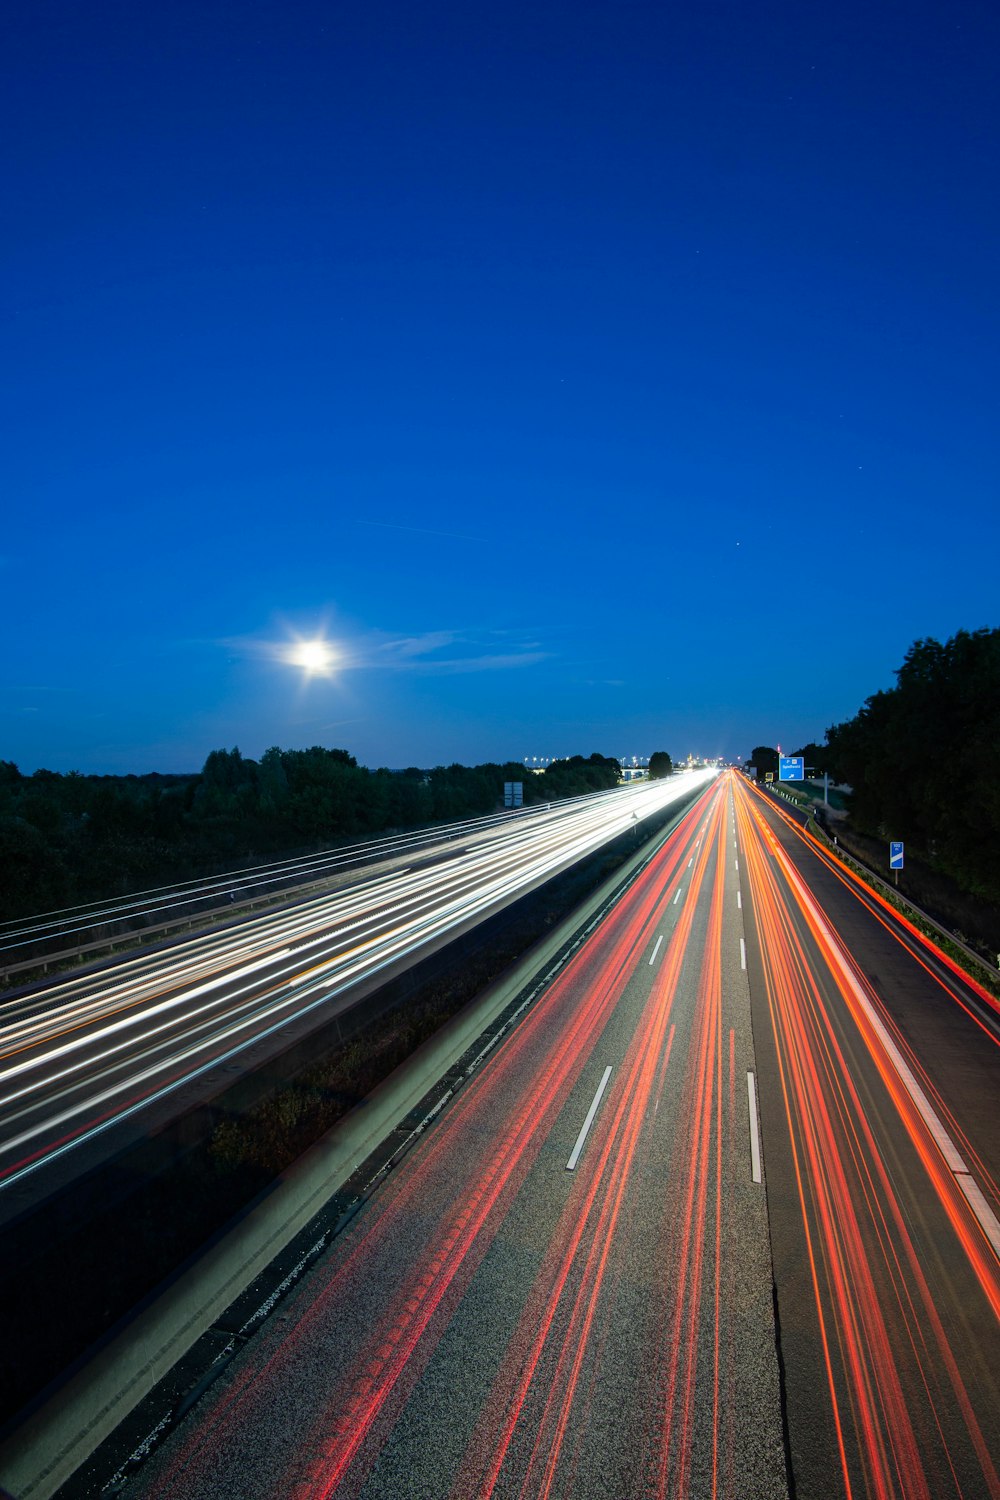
[0,773,718,1188]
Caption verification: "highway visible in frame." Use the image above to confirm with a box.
[5,768,999,1498]
[0,773,713,1213]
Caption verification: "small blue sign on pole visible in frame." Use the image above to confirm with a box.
[779,757,804,781]
[889,841,904,870]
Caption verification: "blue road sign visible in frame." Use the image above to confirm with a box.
[889,841,904,870]
[779,757,804,781]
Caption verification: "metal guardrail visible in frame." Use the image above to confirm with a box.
[0,879,314,987]
[0,786,649,992]
[0,827,473,988]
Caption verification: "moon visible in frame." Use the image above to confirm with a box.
[288,640,335,674]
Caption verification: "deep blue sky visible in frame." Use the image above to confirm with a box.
[4,0,998,773]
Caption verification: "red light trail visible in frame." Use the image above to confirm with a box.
[101,772,999,1500]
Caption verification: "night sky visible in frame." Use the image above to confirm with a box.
[4,1,998,774]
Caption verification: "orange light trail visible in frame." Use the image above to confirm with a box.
[743,777,1000,1031]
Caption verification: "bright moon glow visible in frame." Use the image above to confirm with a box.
[287,640,335,674]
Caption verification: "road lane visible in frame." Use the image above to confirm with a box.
[733,774,1000,1500]
[109,774,786,1499]
[0,775,715,1207]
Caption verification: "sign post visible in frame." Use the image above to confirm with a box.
[889,841,904,886]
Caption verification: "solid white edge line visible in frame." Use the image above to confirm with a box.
[567,1065,613,1171]
[776,842,1000,1259]
[740,938,747,970]
[956,1174,1000,1253]
[747,1071,762,1183]
[648,934,663,966]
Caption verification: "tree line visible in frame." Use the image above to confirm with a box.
[748,627,1000,903]
[0,750,626,921]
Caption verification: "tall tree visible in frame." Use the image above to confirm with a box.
[825,628,1000,899]
[790,742,830,776]
[257,747,289,814]
[749,746,779,781]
